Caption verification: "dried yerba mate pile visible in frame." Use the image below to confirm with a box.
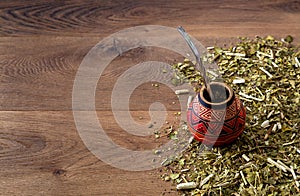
[161,36,300,195]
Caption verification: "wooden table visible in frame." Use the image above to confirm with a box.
[1,0,299,195]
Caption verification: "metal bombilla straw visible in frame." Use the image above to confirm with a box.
[177,26,215,100]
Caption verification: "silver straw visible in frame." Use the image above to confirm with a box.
[177,26,214,100]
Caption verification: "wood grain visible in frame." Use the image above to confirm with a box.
[0,0,300,195]
[0,0,299,37]
[0,111,176,196]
